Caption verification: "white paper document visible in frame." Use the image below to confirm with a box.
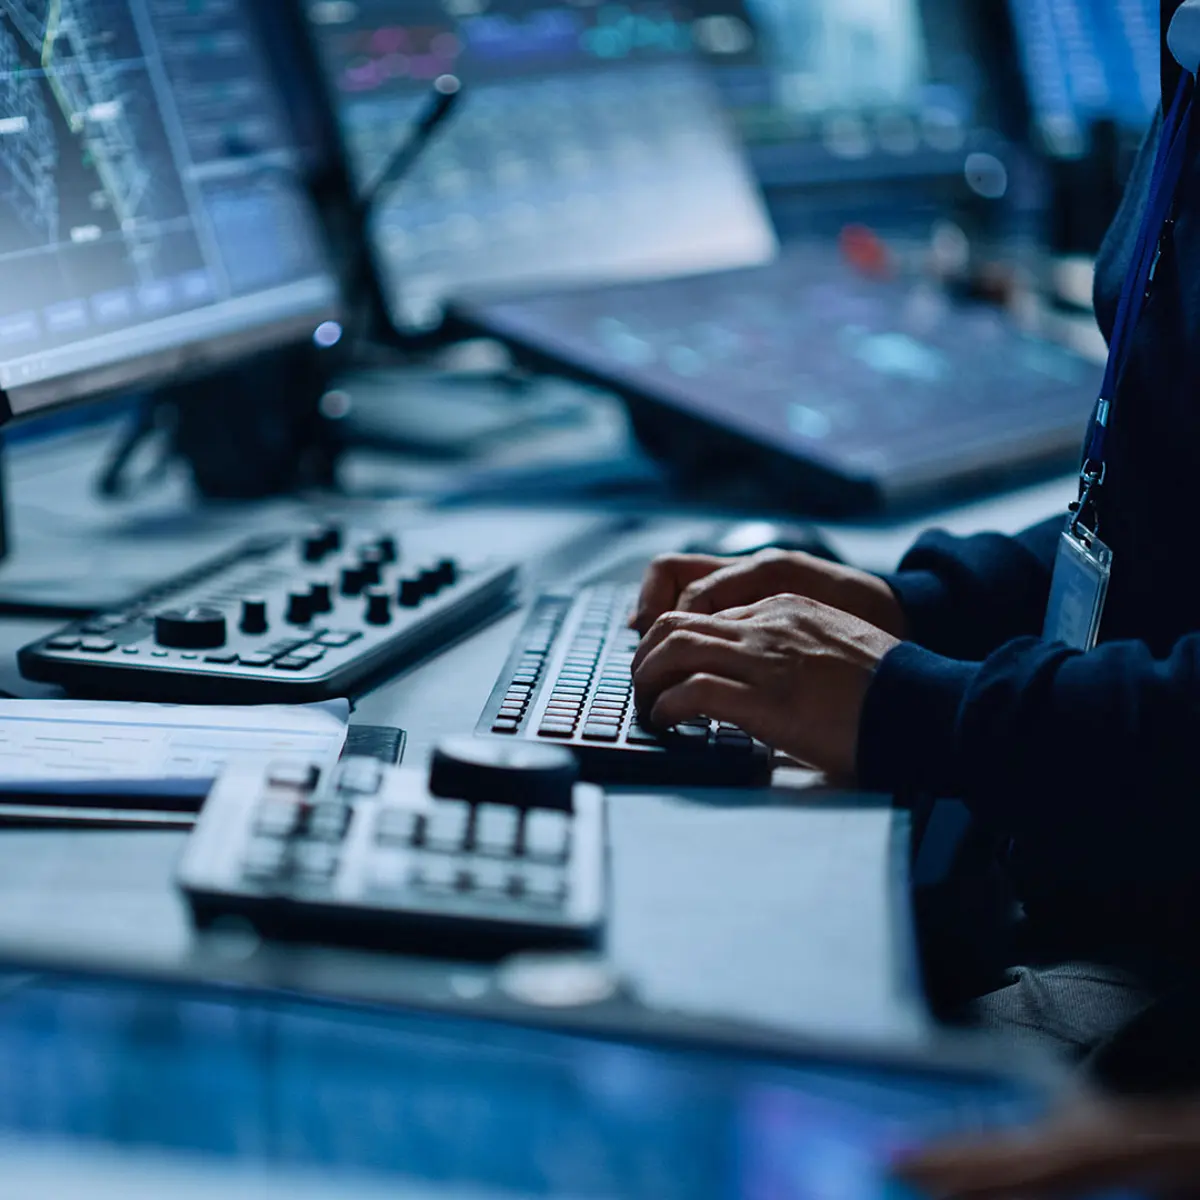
[0,699,350,796]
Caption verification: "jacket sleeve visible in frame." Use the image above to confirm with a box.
[881,516,1063,660]
[857,631,1200,843]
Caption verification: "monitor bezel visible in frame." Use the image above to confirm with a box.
[0,2,346,427]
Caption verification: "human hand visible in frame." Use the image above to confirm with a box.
[631,593,900,781]
[630,550,907,640]
[895,1096,1200,1199]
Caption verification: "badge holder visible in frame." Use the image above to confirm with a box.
[1043,495,1113,652]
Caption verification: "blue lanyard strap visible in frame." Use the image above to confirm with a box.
[1075,73,1196,529]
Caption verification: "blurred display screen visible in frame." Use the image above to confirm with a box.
[304,0,774,329]
[0,0,337,415]
[694,0,985,187]
[1007,0,1159,154]
[0,972,1054,1198]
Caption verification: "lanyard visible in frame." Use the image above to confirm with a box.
[1075,73,1196,530]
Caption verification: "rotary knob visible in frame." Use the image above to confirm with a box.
[286,591,314,625]
[341,566,367,597]
[364,588,392,626]
[429,737,578,812]
[359,550,385,587]
[301,529,329,564]
[155,606,227,650]
[376,535,399,564]
[240,597,268,636]
[398,577,423,608]
[309,580,333,614]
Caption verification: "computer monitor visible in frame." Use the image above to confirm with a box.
[0,0,340,421]
[1006,0,1159,156]
[694,0,997,192]
[301,0,775,331]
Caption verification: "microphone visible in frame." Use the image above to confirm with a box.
[341,73,463,341]
[1168,2,1200,75]
[358,73,463,220]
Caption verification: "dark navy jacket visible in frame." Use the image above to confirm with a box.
[857,91,1200,950]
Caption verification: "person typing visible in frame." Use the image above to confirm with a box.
[632,0,1200,1066]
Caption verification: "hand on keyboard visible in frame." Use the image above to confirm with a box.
[631,593,900,783]
[630,550,908,642]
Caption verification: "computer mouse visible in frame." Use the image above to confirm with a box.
[686,520,843,563]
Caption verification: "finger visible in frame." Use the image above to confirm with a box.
[676,553,800,616]
[633,631,756,713]
[649,673,762,732]
[631,556,728,633]
[630,610,740,677]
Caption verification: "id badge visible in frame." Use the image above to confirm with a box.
[1042,518,1113,651]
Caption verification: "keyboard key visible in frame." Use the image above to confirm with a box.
[337,758,383,795]
[492,719,520,734]
[475,804,520,855]
[670,724,710,742]
[538,724,576,739]
[243,839,287,882]
[411,856,457,893]
[46,637,81,652]
[80,638,116,654]
[317,631,362,648]
[256,798,305,838]
[582,725,620,742]
[273,657,314,671]
[471,859,510,894]
[204,653,238,664]
[524,810,569,862]
[516,863,566,906]
[426,800,471,851]
[294,842,339,881]
[625,726,663,746]
[375,806,423,845]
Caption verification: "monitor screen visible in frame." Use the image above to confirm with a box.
[0,971,1055,1198]
[303,0,775,330]
[0,0,340,419]
[695,0,991,189]
[1006,0,1159,155]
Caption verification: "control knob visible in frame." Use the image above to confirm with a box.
[359,550,385,587]
[376,536,399,564]
[398,577,424,608]
[341,566,367,597]
[309,580,333,615]
[286,591,314,625]
[364,588,392,626]
[301,530,329,564]
[155,606,227,650]
[239,597,268,636]
[429,737,578,813]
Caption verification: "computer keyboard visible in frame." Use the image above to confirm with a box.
[178,740,607,958]
[477,583,772,786]
[19,526,518,703]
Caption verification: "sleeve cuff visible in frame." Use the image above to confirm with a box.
[856,641,978,797]
[880,569,953,650]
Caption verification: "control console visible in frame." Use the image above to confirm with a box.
[19,526,518,702]
[178,739,608,958]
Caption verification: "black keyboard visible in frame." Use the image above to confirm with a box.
[477,584,772,786]
[178,740,607,958]
[19,525,518,703]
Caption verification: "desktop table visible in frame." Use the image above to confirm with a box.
[0,419,1076,1051]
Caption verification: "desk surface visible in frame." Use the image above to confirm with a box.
[0,422,1070,1050]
